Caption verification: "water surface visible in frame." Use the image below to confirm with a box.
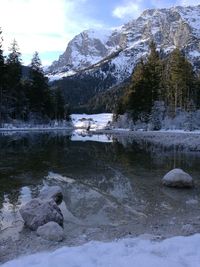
[0,131,200,262]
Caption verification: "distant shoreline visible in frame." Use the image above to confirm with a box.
[0,127,200,151]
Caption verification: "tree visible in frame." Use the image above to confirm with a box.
[28,52,53,120]
[6,39,22,83]
[5,39,23,119]
[51,87,65,120]
[121,42,163,122]
[164,48,195,117]
[0,28,5,124]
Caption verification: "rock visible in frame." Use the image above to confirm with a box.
[162,168,194,188]
[186,199,198,205]
[36,222,64,242]
[19,198,63,231]
[181,224,195,235]
[39,186,63,205]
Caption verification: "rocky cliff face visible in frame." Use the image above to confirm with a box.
[47,5,200,83]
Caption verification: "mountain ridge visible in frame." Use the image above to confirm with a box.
[47,5,200,112]
[47,5,200,82]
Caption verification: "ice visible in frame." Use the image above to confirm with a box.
[2,234,200,267]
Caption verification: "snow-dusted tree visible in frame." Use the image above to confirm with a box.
[6,39,22,86]
[5,39,23,119]
[30,51,43,72]
[150,101,165,130]
[29,51,53,119]
[184,100,196,131]
[0,28,4,124]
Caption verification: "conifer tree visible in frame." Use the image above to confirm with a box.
[29,52,53,119]
[0,28,4,123]
[6,39,23,119]
[164,48,195,116]
[52,87,65,120]
[122,42,162,122]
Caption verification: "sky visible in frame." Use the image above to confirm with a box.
[0,0,199,66]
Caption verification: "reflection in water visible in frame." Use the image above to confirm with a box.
[0,132,200,239]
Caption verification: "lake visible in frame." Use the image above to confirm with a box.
[0,131,200,261]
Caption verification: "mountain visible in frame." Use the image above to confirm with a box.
[47,5,200,111]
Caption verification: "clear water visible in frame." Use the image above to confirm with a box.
[0,131,200,260]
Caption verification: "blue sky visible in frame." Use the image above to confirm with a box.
[0,0,199,66]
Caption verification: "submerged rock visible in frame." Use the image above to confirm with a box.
[39,185,63,205]
[181,224,195,235]
[162,168,194,188]
[19,198,63,231]
[36,221,64,242]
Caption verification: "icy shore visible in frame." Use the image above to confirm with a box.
[2,234,200,267]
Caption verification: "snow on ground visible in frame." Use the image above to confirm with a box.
[0,121,73,132]
[71,113,113,131]
[2,234,200,267]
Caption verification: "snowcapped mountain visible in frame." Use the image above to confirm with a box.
[47,5,200,83]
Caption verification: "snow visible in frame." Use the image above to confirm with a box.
[2,234,200,267]
[0,121,73,132]
[189,50,200,58]
[47,70,76,82]
[71,113,113,131]
[86,28,113,44]
[47,5,200,84]
[162,168,193,187]
[178,6,200,37]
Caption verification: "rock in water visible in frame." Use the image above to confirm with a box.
[19,198,63,231]
[162,168,194,188]
[36,222,64,242]
[39,186,63,205]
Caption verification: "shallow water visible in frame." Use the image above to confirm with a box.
[0,131,200,262]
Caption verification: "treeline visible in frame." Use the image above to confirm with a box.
[115,42,200,130]
[0,29,70,124]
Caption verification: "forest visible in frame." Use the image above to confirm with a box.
[0,29,69,126]
[115,42,200,130]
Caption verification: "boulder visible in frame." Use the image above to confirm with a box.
[162,168,194,188]
[181,224,195,235]
[36,221,64,242]
[19,198,63,231]
[39,186,63,205]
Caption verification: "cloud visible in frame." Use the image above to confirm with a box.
[112,0,200,21]
[179,0,200,5]
[0,0,104,65]
[112,1,142,19]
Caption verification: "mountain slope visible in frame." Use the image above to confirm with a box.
[47,5,200,111]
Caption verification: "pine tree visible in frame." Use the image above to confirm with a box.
[52,87,65,120]
[0,28,4,124]
[121,42,162,122]
[164,48,195,117]
[5,39,23,119]
[6,39,22,83]
[29,52,53,120]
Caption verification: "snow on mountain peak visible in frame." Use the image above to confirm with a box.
[47,5,200,83]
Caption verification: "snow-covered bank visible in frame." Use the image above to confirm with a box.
[71,113,113,131]
[2,234,200,267]
[0,122,73,132]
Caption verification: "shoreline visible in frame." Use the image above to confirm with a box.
[0,127,73,132]
[0,127,200,151]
